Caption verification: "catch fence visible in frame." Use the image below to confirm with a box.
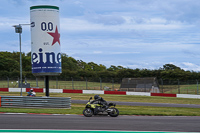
[0,77,199,95]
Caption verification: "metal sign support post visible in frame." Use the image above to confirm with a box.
[45,76,49,97]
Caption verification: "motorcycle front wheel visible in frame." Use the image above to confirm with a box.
[83,108,93,117]
[109,107,119,117]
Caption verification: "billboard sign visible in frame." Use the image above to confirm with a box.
[30,5,62,76]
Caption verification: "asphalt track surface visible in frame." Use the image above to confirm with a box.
[72,100,200,108]
[0,114,200,132]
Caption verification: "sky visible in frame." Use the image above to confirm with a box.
[1,0,200,71]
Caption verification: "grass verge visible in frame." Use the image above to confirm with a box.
[1,92,200,116]
[1,103,200,116]
[1,92,200,104]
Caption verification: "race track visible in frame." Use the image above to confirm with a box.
[0,114,200,132]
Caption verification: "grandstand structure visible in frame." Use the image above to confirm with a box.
[120,77,160,92]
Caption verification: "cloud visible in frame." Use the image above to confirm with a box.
[154,0,200,24]
[182,49,200,58]
[93,51,102,54]
[84,11,126,25]
[0,17,30,30]
[1,0,200,71]
[181,62,200,71]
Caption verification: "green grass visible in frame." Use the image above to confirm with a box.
[0,92,200,116]
[160,84,199,94]
[1,80,200,94]
[1,79,200,93]
[1,104,200,116]
[0,80,120,90]
[1,92,200,104]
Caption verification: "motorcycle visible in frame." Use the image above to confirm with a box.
[27,91,36,97]
[83,97,119,117]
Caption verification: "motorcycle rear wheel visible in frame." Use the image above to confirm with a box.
[109,107,119,117]
[83,108,93,117]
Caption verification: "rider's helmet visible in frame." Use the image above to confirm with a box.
[94,95,100,100]
[30,89,33,92]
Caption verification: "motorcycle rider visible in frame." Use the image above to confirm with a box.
[91,95,108,110]
[27,89,36,96]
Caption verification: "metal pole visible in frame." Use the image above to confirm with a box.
[100,78,102,90]
[45,76,49,97]
[128,78,130,91]
[13,24,31,96]
[18,77,19,87]
[112,78,114,90]
[197,80,199,95]
[161,78,163,93]
[178,79,180,94]
[7,77,9,88]
[71,77,74,90]
[19,32,22,96]
[36,77,38,87]
[144,79,146,92]
[85,77,87,90]
[56,77,58,89]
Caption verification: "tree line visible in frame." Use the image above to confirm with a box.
[0,51,200,81]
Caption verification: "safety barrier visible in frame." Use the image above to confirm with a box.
[0,88,200,99]
[0,96,71,108]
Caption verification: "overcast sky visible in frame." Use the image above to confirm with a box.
[1,0,200,71]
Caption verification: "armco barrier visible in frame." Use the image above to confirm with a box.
[0,96,71,108]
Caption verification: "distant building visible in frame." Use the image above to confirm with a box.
[120,77,160,92]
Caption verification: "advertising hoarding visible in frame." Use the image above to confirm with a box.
[30,5,62,76]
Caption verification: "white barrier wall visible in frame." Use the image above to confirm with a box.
[83,90,104,94]
[177,94,200,99]
[9,88,26,92]
[43,88,63,93]
[126,92,151,96]
[49,89,63,93]
[2,88,200,99]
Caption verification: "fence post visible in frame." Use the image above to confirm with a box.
[56,77,58,89]
[100,77,102,90]
[7,77,9,88]
[18,77,19,88]
[178,79,180,94]
[25,76,27,84]
[187,81,189,94]
[160,78,163,93]
[128,78,130,91]
[112,78,114,90]
[36,77,38,87]
[197,79,199,95]
[85,77,88,90]
[71,77,74,90]
[144,79,146,92]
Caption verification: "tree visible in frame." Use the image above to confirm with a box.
[107,65,118,71]
[163,64,181,71]
[61,53,79,71]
